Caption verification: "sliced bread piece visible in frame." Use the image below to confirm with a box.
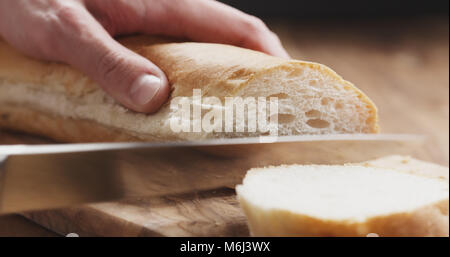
[361,155,449,181]
[236,161,449,237]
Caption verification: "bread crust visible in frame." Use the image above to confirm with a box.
[237,157,449,237]
[239,197,449,237]
[0,36,379,142]
[0,104,146,142]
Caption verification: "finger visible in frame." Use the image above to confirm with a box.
[142,0,290,58]
[42,2,170,113]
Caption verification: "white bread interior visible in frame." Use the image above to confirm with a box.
[362,155,449,181]
[236,157,449,237]
[0,36,378,142]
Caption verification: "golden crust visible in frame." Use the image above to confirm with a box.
[0,104,146,142]
[239,197,449,237]
[0,36,379,141]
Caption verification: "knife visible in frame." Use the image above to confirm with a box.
[0,134,424,214]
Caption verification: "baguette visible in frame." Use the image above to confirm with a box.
[0,36,378,142]
[236,156,449,237]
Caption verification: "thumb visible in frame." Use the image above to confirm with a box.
[89,43,170,113]
[51,7,169,113]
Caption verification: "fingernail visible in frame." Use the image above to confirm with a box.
[129,75,161,106]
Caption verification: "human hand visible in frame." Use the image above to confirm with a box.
[0,0,290,113]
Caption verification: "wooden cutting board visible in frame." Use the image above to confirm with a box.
[0,17,448,236]
[23,189,248,237]
[0,131,249,236]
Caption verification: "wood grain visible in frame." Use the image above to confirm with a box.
[0,17,448,236]
[275,17,449,165]
[23,189,248,237]
[0,131,249,236]
[0,214,57,237]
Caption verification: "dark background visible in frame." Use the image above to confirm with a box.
[220,0,449,19]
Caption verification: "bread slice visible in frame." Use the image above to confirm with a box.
[361,155,449,181]
[236,157,449,237]
[0,36,378,142]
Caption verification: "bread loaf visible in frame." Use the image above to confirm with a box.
[0,36,378,142]
[236,156,449,237]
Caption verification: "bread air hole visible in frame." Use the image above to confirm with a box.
[267,93,289,100]
[271,113,296,124]
[306,118,330,128]
[321,97,332,106]
[309,80,318,87]
[305,109,322,118]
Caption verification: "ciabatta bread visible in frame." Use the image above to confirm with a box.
[236,156,449,237]
[0,36,378,142]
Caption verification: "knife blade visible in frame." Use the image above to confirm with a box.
[0,134,424,214]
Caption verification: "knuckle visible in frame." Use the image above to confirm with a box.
[32,3,84,59]
[245,16,269,34]
[54,2,81,21]
[52,4,84,35]
[239,16,274,49]
[269,30,282,43]
[239,16,283,53]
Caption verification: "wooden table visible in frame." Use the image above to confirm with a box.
[0,16,448,236]
[275,16,449,165]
